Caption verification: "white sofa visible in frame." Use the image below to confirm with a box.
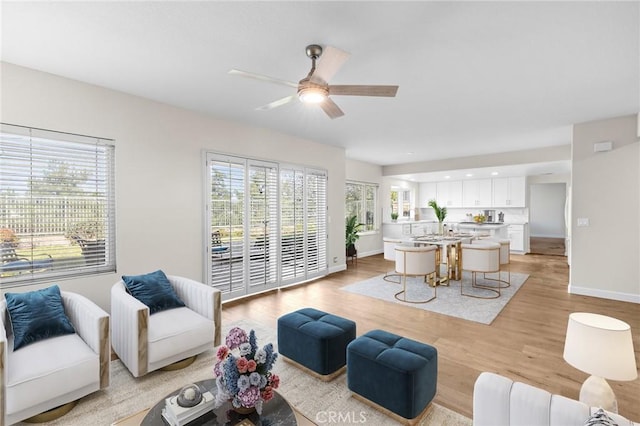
[474,372,638,426]
[0,292,109,426]
[111,275,221,377]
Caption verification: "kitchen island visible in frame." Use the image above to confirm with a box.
[455,222,509,239]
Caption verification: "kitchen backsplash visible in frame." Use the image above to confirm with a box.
[418,207,529,224]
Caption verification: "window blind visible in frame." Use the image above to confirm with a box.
[0,123,116,286]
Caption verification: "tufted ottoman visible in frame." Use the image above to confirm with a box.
[278,307,356,381]
[347,329,437,424]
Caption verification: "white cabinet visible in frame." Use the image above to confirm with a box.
[462,179,492,207]
[492,177,526,207]
[436,180,462,207]
[508,224,529,253]
[419,182,437,207]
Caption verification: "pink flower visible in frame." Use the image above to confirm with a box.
[247,359,257,372]
[213,361,222,377]
[269,374,280,389]
[236,357,249,373]
[262,387,274,402]
[225,327,248,349]
[238,386,261,407]
[217,345,229,360]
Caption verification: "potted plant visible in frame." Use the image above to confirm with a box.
[345,215,363,258]
[428,199,447,235]
[390,212,399,222]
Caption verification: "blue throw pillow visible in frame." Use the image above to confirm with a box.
[122,270,185,314]
[5,285,76,351]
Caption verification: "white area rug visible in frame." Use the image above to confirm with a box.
[25,320,471,426]
[340,271,529,324]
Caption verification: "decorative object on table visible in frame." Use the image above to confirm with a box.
[428,199,447,234]
[213,326,280,415]
[345,215,364,260]
[161,383,215,426]
[390,212,399,222]
[563,312,637,414]
[473,213,486,223]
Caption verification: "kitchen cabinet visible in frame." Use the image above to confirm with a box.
[419,182,437,206]
[436,180,462,207]
[492,177,526,207]
[508,223,529,253]
[462,179,492,207]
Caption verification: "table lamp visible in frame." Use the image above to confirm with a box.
[563,312,637,413]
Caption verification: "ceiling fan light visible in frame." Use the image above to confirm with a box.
[298,87,327,104]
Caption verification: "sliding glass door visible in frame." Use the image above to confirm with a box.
[206,153,327,299]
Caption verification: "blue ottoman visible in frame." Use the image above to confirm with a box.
[278,308,356,380]
[347,329,437,422]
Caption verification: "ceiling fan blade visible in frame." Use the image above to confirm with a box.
[319,98,345,119]
[329,85,399,97]
[256,94,298,111]
[310,46,350,84]
[229,69,298,88]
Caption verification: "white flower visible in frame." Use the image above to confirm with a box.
[255,348,267,363]
[237,375,250,392]
[249,372,262,386]
[239,342,252,356]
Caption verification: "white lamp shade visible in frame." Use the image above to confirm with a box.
[563,313,638,381]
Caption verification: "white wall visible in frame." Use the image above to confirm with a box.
[571,114,639,303]
[0,62,347,311]
[529,183,566,238]
[345,159,383,257]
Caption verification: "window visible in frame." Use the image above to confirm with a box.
[206,153,327,299]
[345,181,377,231]
[402,190,411,217]
[0,123,116,287]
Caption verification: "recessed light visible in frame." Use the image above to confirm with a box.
[491,172,499,176]
[444,175,450,179]
[465,173,473,177]
[407,152,414,155]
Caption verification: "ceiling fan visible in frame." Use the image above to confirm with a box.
[229,44,399,119]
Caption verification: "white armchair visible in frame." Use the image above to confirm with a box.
[111,275,221,377]
[0,291,109,426]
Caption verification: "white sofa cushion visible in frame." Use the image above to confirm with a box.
[147,306,214,365]
[7,333,99,414]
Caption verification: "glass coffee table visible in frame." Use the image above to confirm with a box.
[136,379,298,426]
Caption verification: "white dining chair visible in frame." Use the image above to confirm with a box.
[460,241,501,299]
[394,245,438,303]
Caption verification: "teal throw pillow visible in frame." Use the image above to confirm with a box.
[5,285,76,351]
[122,270,185,314]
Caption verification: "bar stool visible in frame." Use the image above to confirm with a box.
[474,237,510,287]
[460,241,501,299]
[394,245,438,303]
[383,237,402,282]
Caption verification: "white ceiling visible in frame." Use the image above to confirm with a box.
[1,2,638,170]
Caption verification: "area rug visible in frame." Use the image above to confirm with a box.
[28,320,471,426]
[340,271,529,324]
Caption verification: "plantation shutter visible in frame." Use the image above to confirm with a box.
[306,169,327,277]
[0,123,116,286]
[208,156,246,296]
[279,166,305,283]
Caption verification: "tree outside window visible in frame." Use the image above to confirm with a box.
[345,182,377,231]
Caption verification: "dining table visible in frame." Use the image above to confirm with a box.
[409,234,475,284]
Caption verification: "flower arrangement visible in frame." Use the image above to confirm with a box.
[213,326,279,414]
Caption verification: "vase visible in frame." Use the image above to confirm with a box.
[232,405,256,415]
[438,222,444,235]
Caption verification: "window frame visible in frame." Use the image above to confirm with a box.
[0,123,116,287]
[345,181,378,232]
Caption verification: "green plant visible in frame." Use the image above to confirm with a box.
[428,199,447,223]
[345,215,364,248]
[391,212,399,221]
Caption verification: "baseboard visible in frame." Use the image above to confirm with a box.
[357,249,383,258]
[568,284,640,304]
[329,264,347,274]
[530,234,566,239]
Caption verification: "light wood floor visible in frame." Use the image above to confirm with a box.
[222,253,640,421]
[530,236,566,256]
